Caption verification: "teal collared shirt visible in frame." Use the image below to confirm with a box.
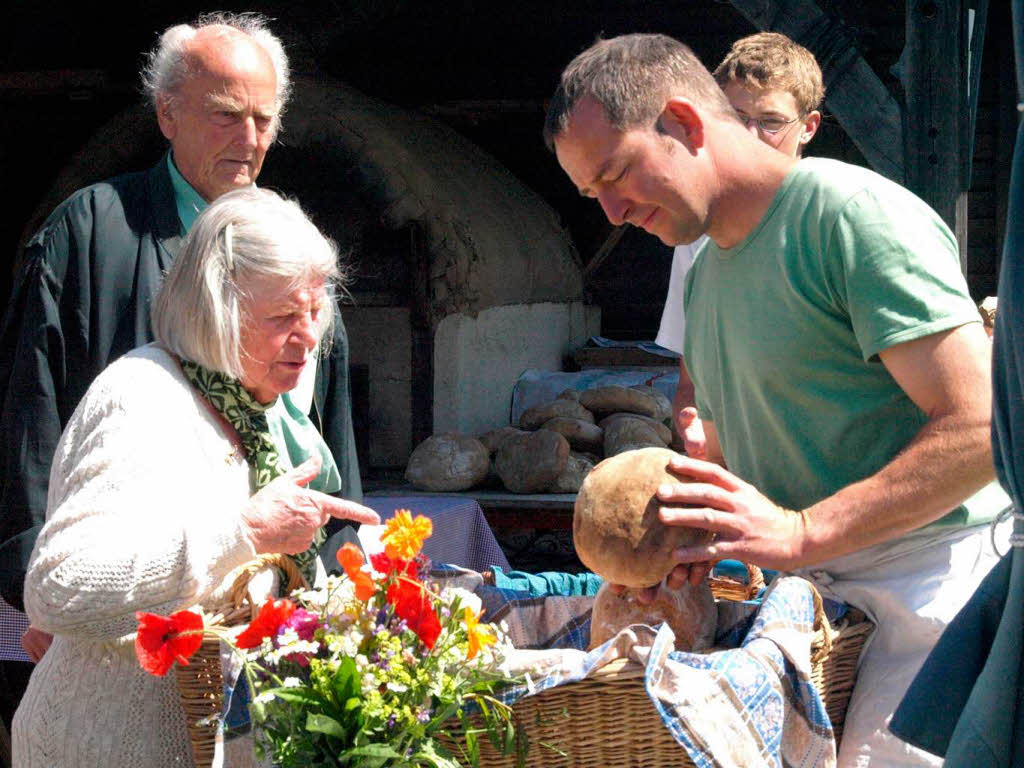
[168,154,343,492]
[167,153,208,234]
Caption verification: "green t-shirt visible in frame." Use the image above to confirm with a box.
[683,157,1007,527]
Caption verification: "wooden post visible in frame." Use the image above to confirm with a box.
[728,0,906,183]
[903,0,968,245]
[408,223,434,448]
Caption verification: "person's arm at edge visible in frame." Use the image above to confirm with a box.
[673,357,710,460]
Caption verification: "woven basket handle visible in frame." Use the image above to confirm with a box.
[226,553,309,621]
[808,583,834,664]
[743,563,765,598]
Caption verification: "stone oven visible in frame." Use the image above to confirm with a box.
[29,74,595,475]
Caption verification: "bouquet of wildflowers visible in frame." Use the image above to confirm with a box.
[134,511,522,767]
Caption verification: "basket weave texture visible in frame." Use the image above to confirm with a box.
[175,561,871,768]
[175,554,307,768]
[446,565,873,768]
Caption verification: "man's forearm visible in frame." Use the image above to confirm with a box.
[797,411,995,565]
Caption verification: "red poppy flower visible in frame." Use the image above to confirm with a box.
[135,609,205,676]
[235,597,297,650]
[337,543,377,601]
[387,576,441,650]
[370,551,418,578]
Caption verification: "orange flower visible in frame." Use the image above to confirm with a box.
[463,607,496,660]
[337,542,376,601]
[135,609,204,676]
[381,510,432,561]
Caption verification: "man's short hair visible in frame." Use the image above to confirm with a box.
[141,11,292,138]
[152,187,345,380]
[713,32,825,115]
[543,33,736,150]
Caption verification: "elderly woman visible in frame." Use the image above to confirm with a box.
[12,187,379,767]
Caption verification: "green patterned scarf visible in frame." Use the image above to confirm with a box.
[180,359,324,584]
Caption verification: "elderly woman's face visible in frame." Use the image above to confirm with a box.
[239,276,326,404]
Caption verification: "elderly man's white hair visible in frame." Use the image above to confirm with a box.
[153,187,344,380]
[141,11,291,137]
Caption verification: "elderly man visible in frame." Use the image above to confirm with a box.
[657,32,823,455]
[0,12,360,729]
[545,34,1009,766]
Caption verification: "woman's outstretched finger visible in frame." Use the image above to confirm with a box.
[314,493,381,526]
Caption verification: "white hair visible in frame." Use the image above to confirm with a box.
[153,187,345,379]
[141,12,291,137]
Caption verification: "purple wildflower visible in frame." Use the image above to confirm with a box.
[283,608,319,642]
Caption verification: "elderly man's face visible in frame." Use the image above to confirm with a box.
[239,276,326,404]
[554,96,708,247]
[158,29,278,202]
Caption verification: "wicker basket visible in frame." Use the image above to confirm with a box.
[175,554,307,768]
[175,561,872,768]
[445,566,873,767]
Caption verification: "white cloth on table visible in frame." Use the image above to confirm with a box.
[361,495,510,572]
[655,238,705,355]
[793,519,1009,768]
[0,596,29,662]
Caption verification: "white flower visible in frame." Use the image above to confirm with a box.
[265,639,320,665]
[254,691,276,705]
[276,627,301,646]
[324,579,357,614]
[440,586,482,617]
[387,681,409,693]
[328,633,361,657]
[282,677,303,688]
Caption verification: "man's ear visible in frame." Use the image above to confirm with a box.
[156,96,177,141]
[799,110,822,146]
[663,98,704,150]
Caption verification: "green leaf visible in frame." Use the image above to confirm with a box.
[268,688,327,707]
[412,740,461,768]
[342,743,403,759]
[332,656,361,703]
[305,713,347,740]
[465,729,480,766]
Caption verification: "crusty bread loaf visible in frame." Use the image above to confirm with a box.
[573,447,711,588]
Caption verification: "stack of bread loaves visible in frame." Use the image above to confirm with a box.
[404,384,676,494]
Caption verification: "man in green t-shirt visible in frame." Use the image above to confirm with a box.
[659,32,825,458]
[544,33,1008,767]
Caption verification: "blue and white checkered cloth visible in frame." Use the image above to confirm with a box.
[0,595,30,662]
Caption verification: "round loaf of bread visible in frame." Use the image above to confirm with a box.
[573,446,711,587]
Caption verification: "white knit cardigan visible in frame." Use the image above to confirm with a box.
[13,345,262,767]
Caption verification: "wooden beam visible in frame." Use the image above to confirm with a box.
[0,69,127,97]
[728,0,906,184]
[582,225,628,284]
[902,0,967,233]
